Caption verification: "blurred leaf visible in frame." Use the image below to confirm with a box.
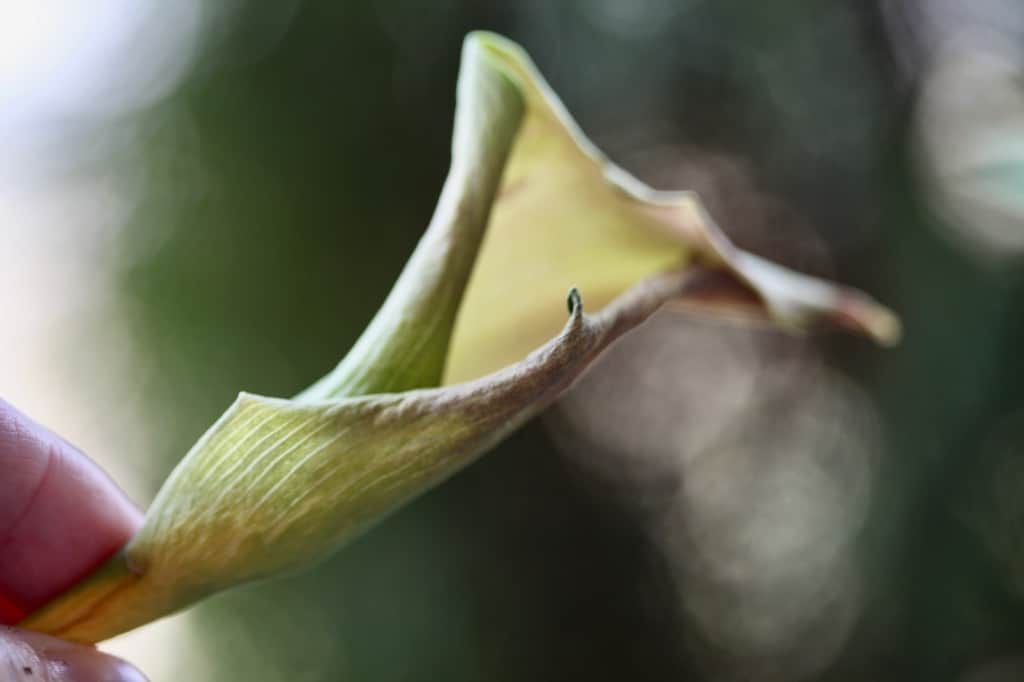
[22,31,898,644]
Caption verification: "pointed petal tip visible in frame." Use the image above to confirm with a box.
[834,292,902,347]
[866,306,903,348]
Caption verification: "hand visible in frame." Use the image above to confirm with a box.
[0,399,146,681]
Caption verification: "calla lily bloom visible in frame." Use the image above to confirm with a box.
[20,32,899,644]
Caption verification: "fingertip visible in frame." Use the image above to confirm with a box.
[0,400,142,621]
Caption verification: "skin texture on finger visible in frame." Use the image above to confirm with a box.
[0,626,146,681]
[0,400,142,622]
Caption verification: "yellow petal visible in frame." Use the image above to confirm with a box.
[443,33,898,385]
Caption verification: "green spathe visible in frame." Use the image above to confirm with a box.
[22,32,899,643]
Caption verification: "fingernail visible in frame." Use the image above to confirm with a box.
[1,626,148,681]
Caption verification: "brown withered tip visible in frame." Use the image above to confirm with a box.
[566,287,582,314]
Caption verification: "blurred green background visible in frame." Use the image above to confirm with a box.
[5,1,1024,680]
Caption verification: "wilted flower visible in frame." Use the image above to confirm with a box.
[22,32,898,643]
